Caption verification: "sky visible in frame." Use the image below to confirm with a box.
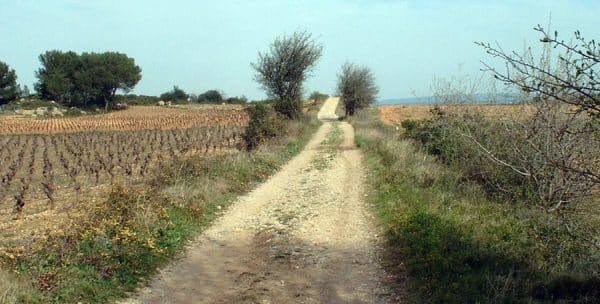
[1,0,599,100]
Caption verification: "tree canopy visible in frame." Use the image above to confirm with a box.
[224,95,248,104]
[252,31,322,118]
[309,91,329,103]
[0,61,19,104]
[337,62,378,116]
[160,86,189,102]
[197,89,223,103]
[35,50,141,110]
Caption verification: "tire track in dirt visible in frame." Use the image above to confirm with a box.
[121,97,398,303]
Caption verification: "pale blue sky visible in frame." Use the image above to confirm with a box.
[1,0,599,100]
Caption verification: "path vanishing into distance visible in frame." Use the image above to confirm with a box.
[122,97,399,303]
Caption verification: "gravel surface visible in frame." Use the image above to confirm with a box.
[121,97,399,303]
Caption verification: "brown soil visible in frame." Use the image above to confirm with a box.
[0,105,248,134]
[120,98,402,303]
[379,104,536,124]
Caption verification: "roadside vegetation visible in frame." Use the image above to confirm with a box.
[337,62,378,117]
[353,25,598,303]
[3,13,595,302]
[353,107,598,303]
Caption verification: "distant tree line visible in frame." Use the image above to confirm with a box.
[3,31,364,115]
[158,86,247,104]
[1,52,250,109]
[159,86,189,102]
[309,91,329,102]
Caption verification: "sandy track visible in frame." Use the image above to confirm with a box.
[121,97,395,303]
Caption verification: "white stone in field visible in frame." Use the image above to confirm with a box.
[35,107,47,116]
[22,109,36,116]
[50,107,64,116]
[157,100,165,106]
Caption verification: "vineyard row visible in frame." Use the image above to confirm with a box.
[0,125,246,219]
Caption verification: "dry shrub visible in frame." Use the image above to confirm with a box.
[242,103,285,151]
[354,108,599,302]
[0,269,37,304]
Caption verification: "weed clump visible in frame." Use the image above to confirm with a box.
[242,103,285,151]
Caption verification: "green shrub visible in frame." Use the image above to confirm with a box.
[308,91,329,102]
[197,90,223,103]
[114,94,160,105]
[403,103,599,214]
[350,108,599,303]
[394,208,533,303]
[403,111,538,203]
[242,102,285,150]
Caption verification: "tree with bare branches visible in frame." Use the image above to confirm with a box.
[477,25,599,118]
[471,26,599,211]
[252,31,322,119]
[337,62,379,116]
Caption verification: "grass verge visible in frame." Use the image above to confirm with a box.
[350,108,599,303]
[0,110,320,303]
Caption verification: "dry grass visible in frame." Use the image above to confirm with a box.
[0,183,116,248]
[378,104,536,124]
[0,269,36,304]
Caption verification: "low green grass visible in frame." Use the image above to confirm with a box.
[349,108,600,303]
[310,123,343,170]
[0,110,320,303]
[323,122,343,146]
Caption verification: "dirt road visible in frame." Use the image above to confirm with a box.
[122,97,395,303]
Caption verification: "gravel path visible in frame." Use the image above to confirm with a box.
[121,97,396,303]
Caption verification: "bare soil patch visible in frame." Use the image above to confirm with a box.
[379,104,536,124]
